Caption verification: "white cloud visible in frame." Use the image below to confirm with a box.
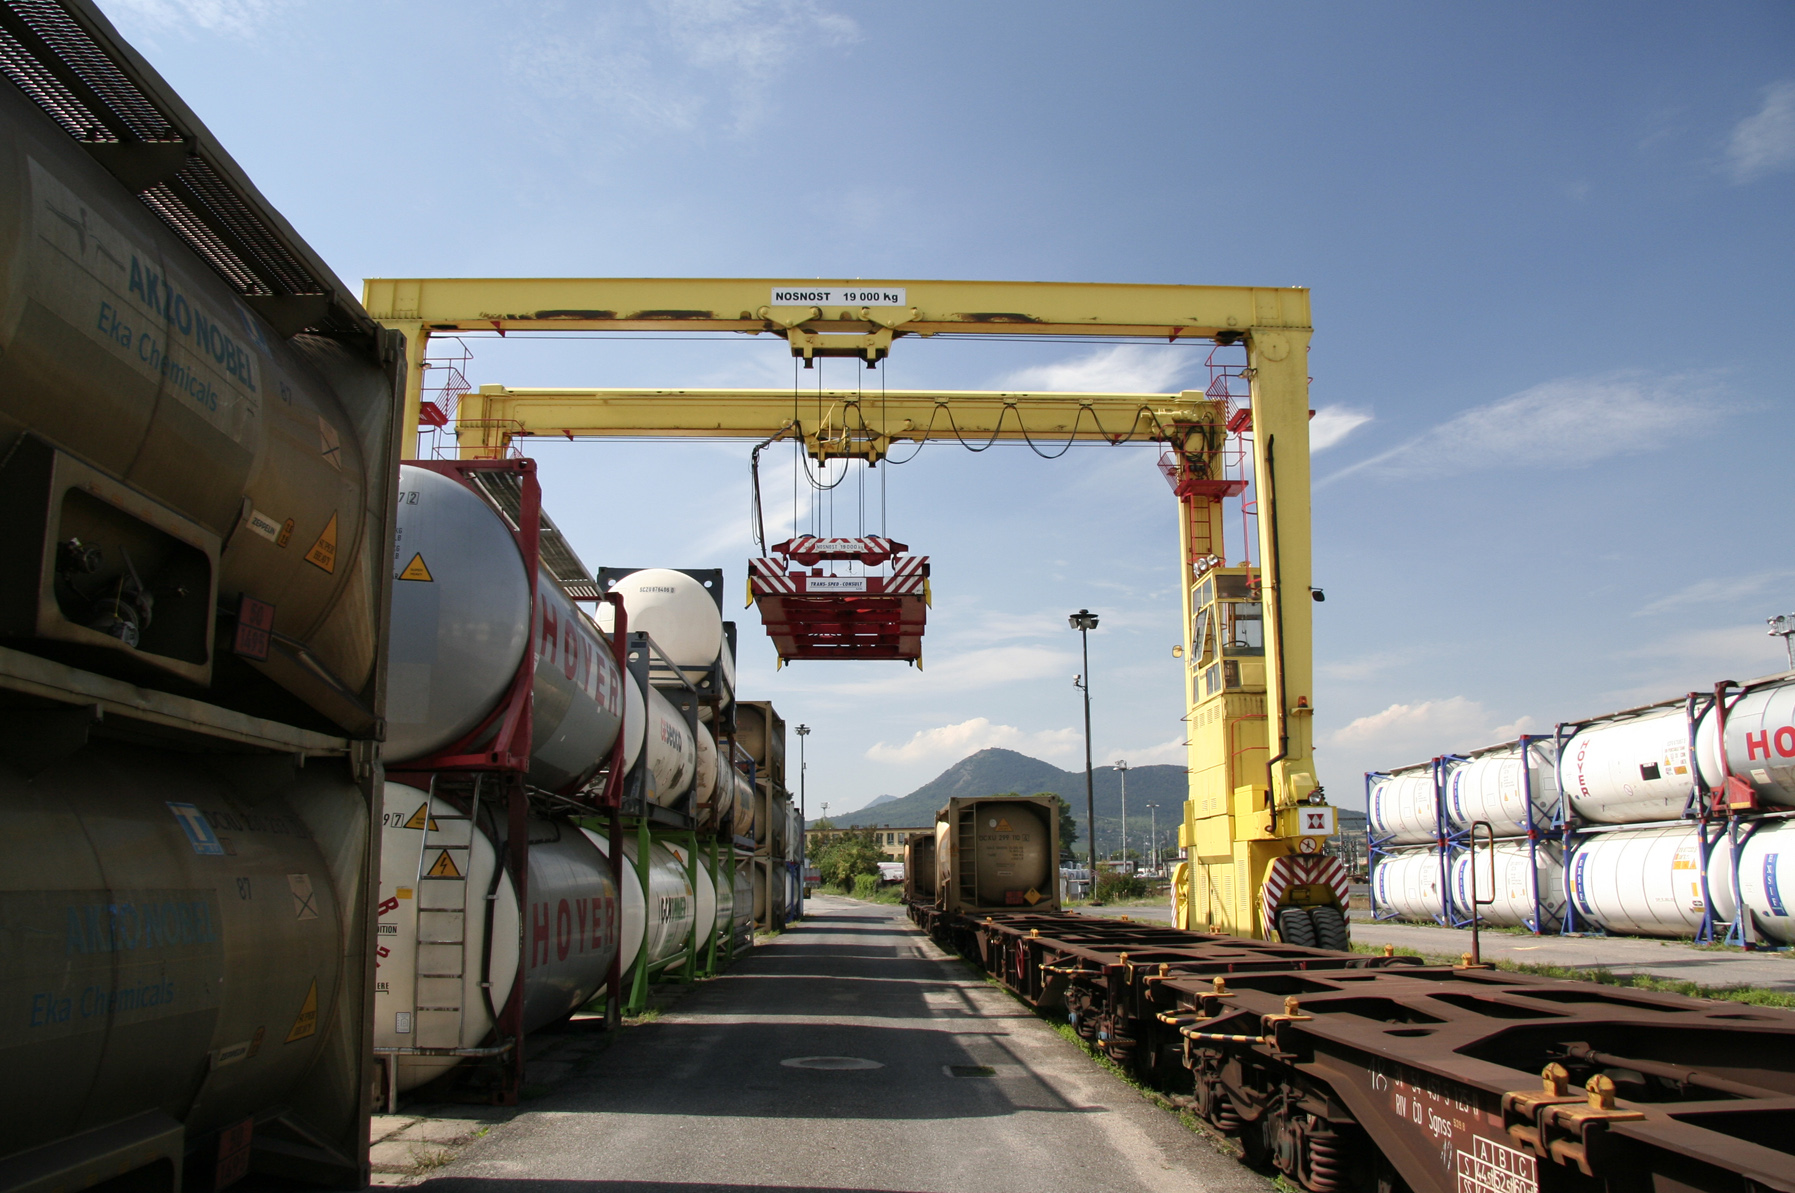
[100,0,283,38]
[1319,370,1722,486]
[1725,80,1795,184]
[865,717,1081,765]
[1309,405,1373,453]
[1328,697,1533,769]
[999,345,1197,394]
[1101,736,1187,767]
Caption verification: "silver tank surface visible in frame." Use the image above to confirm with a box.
[385,466,624,791]
[0,741,347,1155]
[0,80,388,717]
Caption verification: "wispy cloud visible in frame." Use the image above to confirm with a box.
[504,0,858,139]
[781,644,1077,699]
[100,0,284,39]
[999,345,1197,394]
[1328,696,1534,769]
[1725,80,1795,184]
[1319,370,1723,486]
[866,717,1081,765]
[1100,735,1187,767]
[1310,406,1373,453]
[1635,569,1795,617]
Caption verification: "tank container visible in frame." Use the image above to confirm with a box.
[1695,677,1795,807]
[1447,740,1558,836]
[1370,847,1445,923]
[1449,840,1564,930]
[385,466,624,792]
[1559,706,1697,825]
[734,700,786,789]
[1564,825,1709,938]
[1368,767,1445,845]
[933,796,1059,913]
[0,82,394,729]
[620,672,697,806]
[0,742,361,1155]
[596,568,724,675]
[906,832,938,902]
[1706,819,1795,945]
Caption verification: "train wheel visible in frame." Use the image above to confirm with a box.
[1310,905,1351,952]
[1278,907,1318,948]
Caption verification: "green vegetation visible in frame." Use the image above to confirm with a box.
[1094,871,1151,901]
[1351,943,1795,1008]
[812,827,884,891]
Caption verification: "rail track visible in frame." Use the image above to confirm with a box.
[909,903,1795,1193]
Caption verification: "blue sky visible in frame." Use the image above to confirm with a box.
[100,0,1793,814]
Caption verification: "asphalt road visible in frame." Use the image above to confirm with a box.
[417,894,1271,1193]
[1081,903,1795,991]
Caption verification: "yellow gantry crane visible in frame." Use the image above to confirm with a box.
[363,277,1341,941]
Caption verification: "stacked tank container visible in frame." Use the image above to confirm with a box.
[736,699,803,931]
[1367,670,1795,946]
[0,7,401,1187]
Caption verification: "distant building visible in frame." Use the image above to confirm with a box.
[808,825,929,861]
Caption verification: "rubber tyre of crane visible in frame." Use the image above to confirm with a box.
[1310,905,1351,954]
[1278,906,1318,948]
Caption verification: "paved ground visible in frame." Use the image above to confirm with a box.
[1081,902,1795,991]
[407,895,1270,1193]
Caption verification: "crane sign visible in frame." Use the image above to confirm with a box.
[749,535,930,664]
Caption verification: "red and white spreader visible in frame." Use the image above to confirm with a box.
[749,535,930,664]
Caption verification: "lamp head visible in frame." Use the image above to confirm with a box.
[1068,609,1099,631]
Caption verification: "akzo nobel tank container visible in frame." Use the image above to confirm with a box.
[0,78,393,728]
[1368,767,1442,845]
[385,466,625,792]
[1449,840,1565,930]
[1564,824,1709,938]
[1370,847,1446,924]
[933,795,1059,913]
[1447,739,1559,835]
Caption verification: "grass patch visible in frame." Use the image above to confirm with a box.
[839,886,905,905]
[411,1148,456,1172]
[1351,943,1795,1009]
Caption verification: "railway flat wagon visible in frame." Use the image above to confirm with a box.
[912,801,1795,1193]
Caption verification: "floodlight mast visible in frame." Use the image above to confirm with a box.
[1070,609,1099,877]
[364,277,1328,941]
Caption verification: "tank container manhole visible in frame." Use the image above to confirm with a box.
[780,1056,884,1070]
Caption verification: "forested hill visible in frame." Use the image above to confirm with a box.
[813,748,1187,856]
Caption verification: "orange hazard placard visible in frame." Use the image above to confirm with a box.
[304,513,338,573]
[398,553,433,582]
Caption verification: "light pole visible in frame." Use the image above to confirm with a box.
[1113,759,1129,868]
[1145,802,1159,873]
[1772,614,1795,669]
[796,724,809,893]
[1069,609,1099,876]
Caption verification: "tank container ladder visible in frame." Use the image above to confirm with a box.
[957,808,977,905]
[413,784,475,1051]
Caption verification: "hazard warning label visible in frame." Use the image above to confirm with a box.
[402,803,439,831]
[425,850,463,878]
[284,979,318,1043]
[287,873,318,921]
[304,513,338,573]
[398,553,433,582]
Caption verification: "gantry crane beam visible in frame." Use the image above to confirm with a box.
[454,385,1219,462]
[361,276,1320,939]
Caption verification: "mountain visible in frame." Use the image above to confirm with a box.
[812,747,1189,857]
[861,794,899,810]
